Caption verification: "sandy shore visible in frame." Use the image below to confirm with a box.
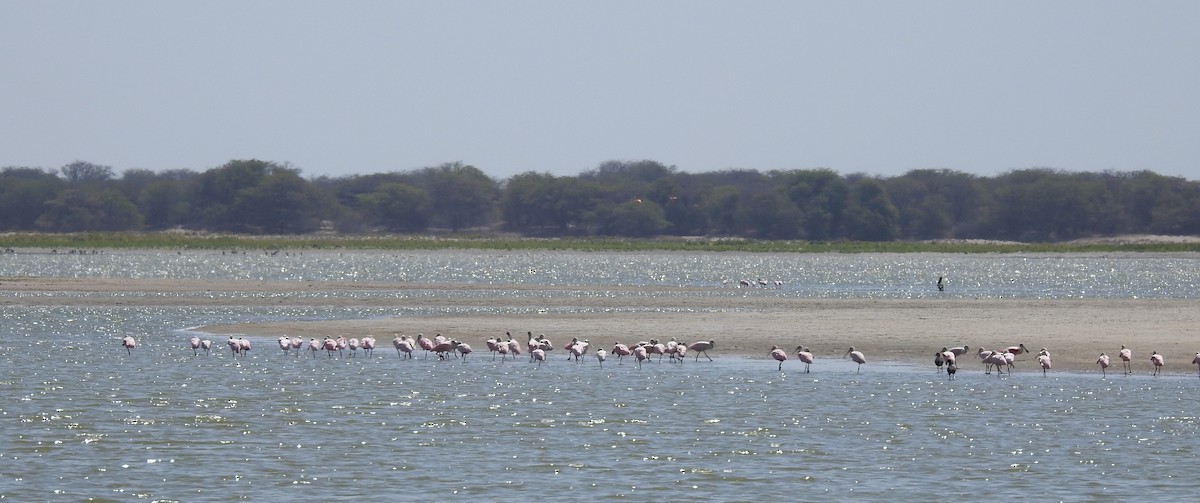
[4,277,1199,375]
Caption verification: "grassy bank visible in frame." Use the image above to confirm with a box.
[2,231,1199,254]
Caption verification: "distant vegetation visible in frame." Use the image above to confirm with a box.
[2,159,1199,246]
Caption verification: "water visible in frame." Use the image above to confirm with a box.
[2,251,1199,500]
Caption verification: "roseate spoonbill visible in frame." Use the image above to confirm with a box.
[688,340,715,362]
[190,336,202,356]
[1005,344,1031,356]
[238,337,251,356]
[335,336,347,358]
[665,338,680,362]
[526,331,539,357]
[633,344,649,368]
[507,337,522,358]
[1119,345,1133,375]
[795,346,814,373]
[486,336,501,359]
[347,338,360,357]
[431,339,456,360]
[646,340,667,362]
[310,338,321,357]
[1192,352,1200,378]
[844,347,866,373]
[532,348,546,366]
[948,346,969,357]
[934,351,945,372]
[674,344,688,362]
[1150,351,1164,376]
[612,343,631,363]
[595,348,608,367]
[977,348,995,374]
[291,337,304,354]
[1002,351,1016,373]
[393,337,414,359]
[416,334,434,359]
[1037,352,1052,376]
[496,339,511,361]
[770,345,788,370]
[570,340,590,362]
[1097,352,1110,377]
[988,350,1009,376]
[278,336,291,355]
[323,337,338,358]
[455,342,472,360]
[361,336,376,357]
[121,336,137,355]
[940,350,956,365]
[228,336,241,356]
[201,339,212,355]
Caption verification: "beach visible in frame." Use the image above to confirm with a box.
[4,276,1198,374]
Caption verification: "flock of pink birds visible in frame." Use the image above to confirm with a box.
[119,334,1200,377]
[123,331,718,369]
[768,343,1200,378]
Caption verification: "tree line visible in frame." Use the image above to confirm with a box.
[2,159,1198,242]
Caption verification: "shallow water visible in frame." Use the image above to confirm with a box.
[2,251,1199,500]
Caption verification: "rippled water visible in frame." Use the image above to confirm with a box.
[2,251,1199,500]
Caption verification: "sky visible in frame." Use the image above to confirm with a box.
[2,1,1198,181]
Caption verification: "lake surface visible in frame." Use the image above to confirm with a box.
[2,250,1199,500]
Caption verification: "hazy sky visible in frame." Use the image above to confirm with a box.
[3,1,1198,181]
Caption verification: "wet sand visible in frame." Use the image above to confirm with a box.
[3,277,1199,375]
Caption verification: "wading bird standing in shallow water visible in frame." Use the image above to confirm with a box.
[845,347,866,373]
[122,336,137,355]
[1192,352,1200,378]
[795,347,814,373]
[1150,351,1164,376]
[1037,352,1052,376]
[1096,353,1110,377]
[688,340,715,362]
[770,346,787,370]
[1119,345,1133,375]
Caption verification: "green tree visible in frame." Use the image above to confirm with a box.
[35,188,142,231]
[843,178,900,241]
[0,167,64,230]
[594,200,669,237]
[415,162,500,232]
[356,182,430,232]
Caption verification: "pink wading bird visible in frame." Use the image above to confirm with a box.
[989,350,1010,376]
[455,342,473,360]
[1192,352,1200,378]
[595,348,608,368]
[121,336,137,355]
[531,347,546,366]
[1150,351,1164,376]
[201,338,212,355]
[688,340,715,362]
[612,343,632,364]
[1119,345,1133,375]
[947,346,970,358]
[770,345,788,371]
[1037,352,1052,376]
[278,336,291,355]
[309,338,321,358]
[190,336,202,356]
[361,336,376,357]
[291,337,304,355]
[844,347,866,373]
[632,344,649,369]
[977,348,995,374]
[1096,353,1111,377]
[795,346,814,373]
